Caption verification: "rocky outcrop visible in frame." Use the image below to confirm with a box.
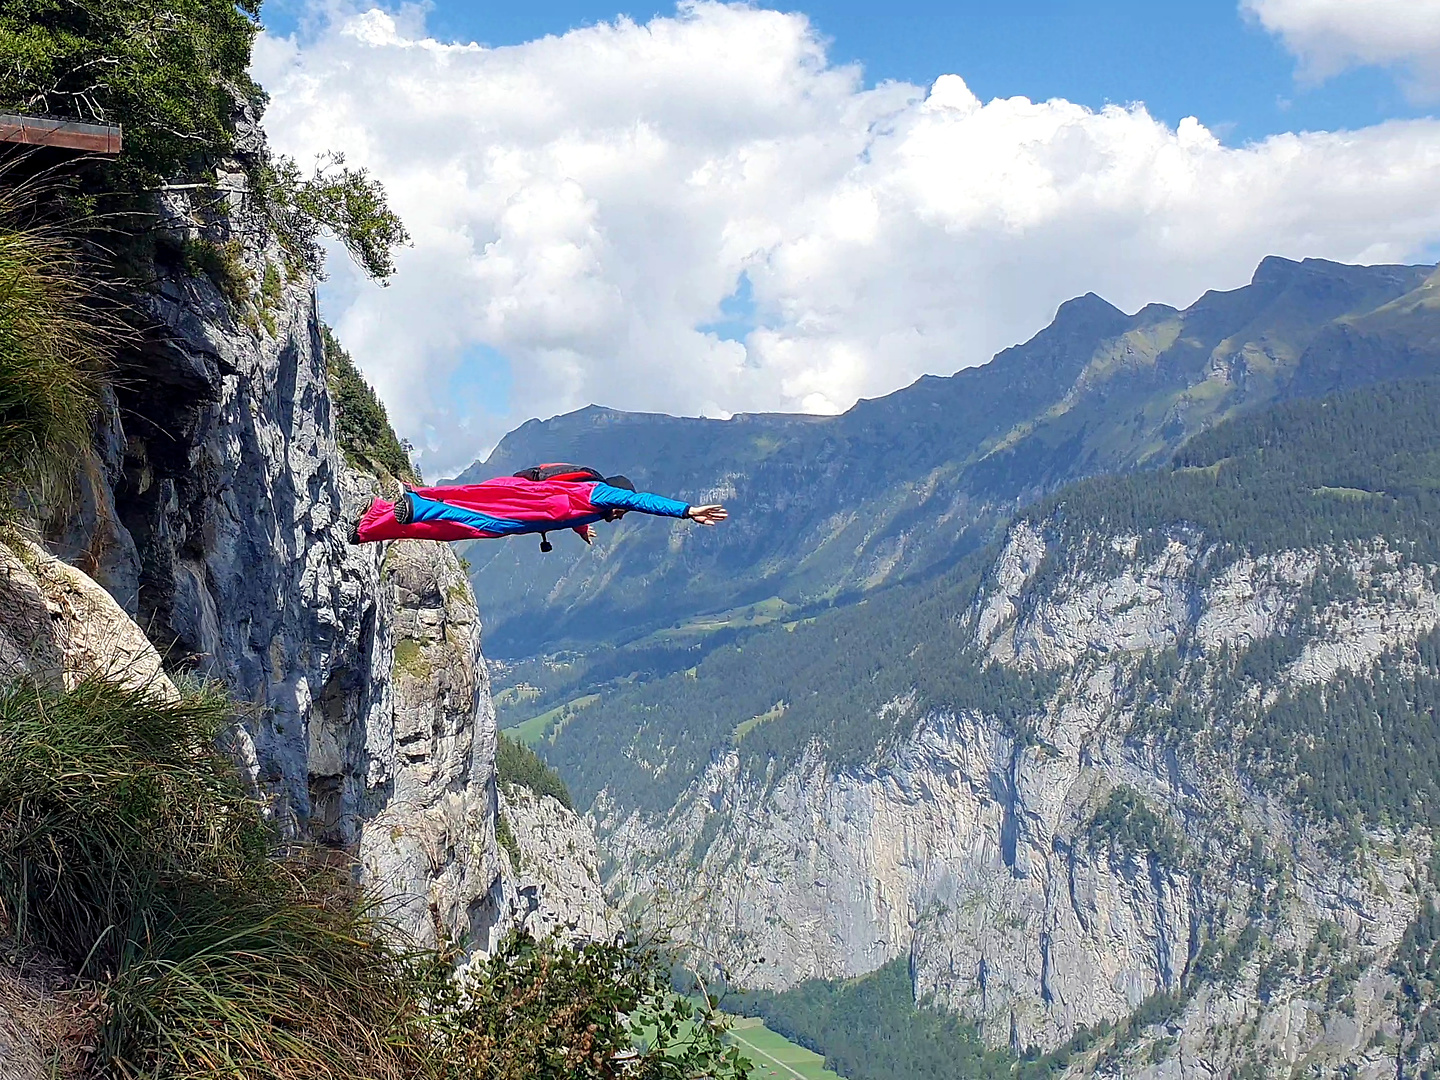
[498,784,617,942]
[0,534,173,697]
[600,525,1440,1077]
[359,540,505,952]
[34,104,508,956]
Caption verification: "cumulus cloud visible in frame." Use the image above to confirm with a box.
[1244,0,1440,95]
[253,2,1440,476]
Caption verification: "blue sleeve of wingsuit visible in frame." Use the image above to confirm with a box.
[589,482,691,518]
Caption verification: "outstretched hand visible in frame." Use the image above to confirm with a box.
[577,524,597,544]
[686,504,728,526]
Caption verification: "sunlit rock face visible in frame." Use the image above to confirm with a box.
[498,784,618,943]
[602,517,1438,1078]
[35,103,511,956]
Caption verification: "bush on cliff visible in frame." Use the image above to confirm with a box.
[497,730,574,809]
[0,0,261,185]
[0,184,108,498]
[0,0,409,288]
[323,323,421,483]
[0,676,749,1078]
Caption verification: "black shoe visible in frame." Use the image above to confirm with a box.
[347,503,367,544]
[392,489,414,525]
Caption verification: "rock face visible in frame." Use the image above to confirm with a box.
[0,534,174,697]
[358,540,505,952]
[601,520,1440,1078]
[498,784,617,942]
[36,104,507,955]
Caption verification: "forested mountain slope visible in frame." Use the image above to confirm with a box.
[584,380,1440,1078]
[460,256,1438,657]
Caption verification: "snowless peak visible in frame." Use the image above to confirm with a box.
[925,74,981,116]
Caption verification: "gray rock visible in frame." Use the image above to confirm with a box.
[600,523,1440,1076]
[34,103,531,956]
[0,535,174,697]
[498,784,618,943]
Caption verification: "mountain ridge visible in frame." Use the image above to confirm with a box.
[459,256,1438,659]
[589,378,1440,1077]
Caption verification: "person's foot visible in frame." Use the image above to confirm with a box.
[392,484,414,525]
[347,500,373,544]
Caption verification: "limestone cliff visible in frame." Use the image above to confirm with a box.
[0,534,174,697]
[32,102,509,955]
[498,783,618,942]
[600,517,1440,1078]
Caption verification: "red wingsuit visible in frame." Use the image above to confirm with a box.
[351,477,692,545]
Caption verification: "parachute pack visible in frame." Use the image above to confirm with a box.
[511,463,604,484]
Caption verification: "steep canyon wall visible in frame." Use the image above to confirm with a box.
[601,520,1440,1078]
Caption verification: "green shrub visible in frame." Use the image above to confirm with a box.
[324,324,420,483]
[496,809,522,867]
[497,731,573,810]
[100,879,445,1080]
[0,0,262,185]
[259,153,411,284]
[434,931,750,1080]
[1258,948,1297,1003]
[0,0,410,291]
[175,236,250,307]
[1087,787,1184,867]
[0,677,436,1076]
[0,187,107,496]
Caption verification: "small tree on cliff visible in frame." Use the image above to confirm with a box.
[0,0,263,185]
[0,0,410,285]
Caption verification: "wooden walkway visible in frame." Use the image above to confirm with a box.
[0,113,121,155]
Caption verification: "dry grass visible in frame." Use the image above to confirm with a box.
[0,954,98,1080]
[0,180,112,500]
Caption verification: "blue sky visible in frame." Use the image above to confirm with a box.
[254,0,1440,474]
[262,0,1432,145]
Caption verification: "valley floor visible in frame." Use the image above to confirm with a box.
[726,1016,846,1080]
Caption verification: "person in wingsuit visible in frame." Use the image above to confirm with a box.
[347,463,728,550]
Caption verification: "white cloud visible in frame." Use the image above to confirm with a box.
[253,2,1440,477]
[1244,0,1440,94]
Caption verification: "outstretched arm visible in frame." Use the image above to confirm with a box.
[589,482,691,518]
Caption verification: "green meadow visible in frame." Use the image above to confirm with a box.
[503,692,600,746]
[725,1016,846,1080]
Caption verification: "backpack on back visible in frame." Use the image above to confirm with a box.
[512,463,604,484]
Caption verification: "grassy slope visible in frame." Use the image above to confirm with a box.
[726,1017,847,1080]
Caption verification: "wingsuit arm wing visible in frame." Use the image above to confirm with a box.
[588,482,691,518]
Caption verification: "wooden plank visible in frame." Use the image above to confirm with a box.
[0,113,122,155]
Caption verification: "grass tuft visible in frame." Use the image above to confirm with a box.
[0,181,109,498]
[0,676,752,1078]
[0,678,439,1078]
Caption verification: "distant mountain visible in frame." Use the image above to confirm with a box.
[457,257,1438,658]
[591,378,1440,1076]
